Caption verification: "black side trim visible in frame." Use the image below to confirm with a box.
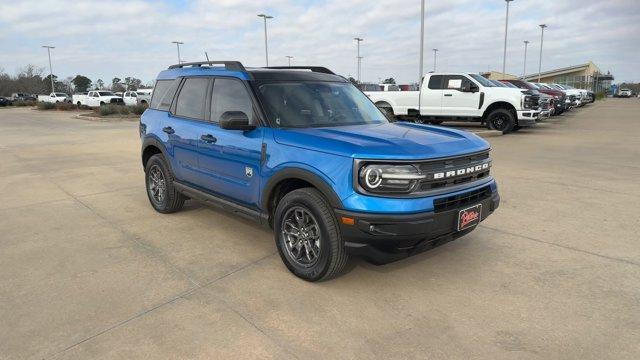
[173,181,268,224]
[262,168,343,210]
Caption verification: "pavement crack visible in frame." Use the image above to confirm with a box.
[479,224,640,267]
[48,252,277,358]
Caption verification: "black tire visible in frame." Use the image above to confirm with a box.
[144,154,186,213]
[413,117,426,124]
[274,188,348,281]
[512,125,521,132]
[100,101,105,106]
[487,108,515,134]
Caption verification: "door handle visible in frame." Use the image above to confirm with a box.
[200,134,217,143]
[444,94,453,97]
[162,126,175,134]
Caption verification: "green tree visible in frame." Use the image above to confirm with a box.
[382,77,396,84]
[95,79,104,89]
[72,75,92,92]
[111,77,125,92]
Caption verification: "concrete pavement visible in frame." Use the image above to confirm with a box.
[0,100,638,359]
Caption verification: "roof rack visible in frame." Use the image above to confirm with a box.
[168,61,246,71]
[263,66,336,75]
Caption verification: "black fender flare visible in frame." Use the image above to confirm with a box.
[141,137,170,168]
[262,168,343,210]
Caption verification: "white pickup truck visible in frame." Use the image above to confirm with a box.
[365,73,540,133]
[73,90,124,107]
[38,92,70,103]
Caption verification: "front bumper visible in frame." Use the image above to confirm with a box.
[516,110,539,126]
[335,188,500,264]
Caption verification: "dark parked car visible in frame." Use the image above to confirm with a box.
[0,97,13,106]
[11,93,37,101]
[503,79,566,115]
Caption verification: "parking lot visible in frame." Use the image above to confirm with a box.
[1,99,639,359]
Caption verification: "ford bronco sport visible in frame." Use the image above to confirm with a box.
[140,61,500,281]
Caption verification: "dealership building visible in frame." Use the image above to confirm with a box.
[481,61,614,92]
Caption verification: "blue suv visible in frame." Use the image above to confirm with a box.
[140,61,500,281]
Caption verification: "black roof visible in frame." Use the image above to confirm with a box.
[247,68,347,82]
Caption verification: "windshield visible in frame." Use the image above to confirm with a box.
[501,81,518,88]
[468,74,495,87]
[55,93,67,97]
[526,82,540,89]
[258,81,388,128]
[490,80,507,87]
[98,91,115,96]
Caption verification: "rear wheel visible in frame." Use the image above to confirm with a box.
[487,108,515,134]
[145,154,185,213]
[274,188,348,281]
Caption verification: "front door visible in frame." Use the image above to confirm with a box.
[440,75,481,117]
[197,77,263,208]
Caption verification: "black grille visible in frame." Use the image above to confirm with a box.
[416,151,491,192]
[433,186,492,213]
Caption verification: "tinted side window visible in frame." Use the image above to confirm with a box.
[428,75,444,89]
[174,77,209,120]
[210,78,254,123]
[443,75,471,90]
[150,79,180,111]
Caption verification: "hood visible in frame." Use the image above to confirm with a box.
[537,88,564,97]
[273,122,489,160]
[489,87,524,98]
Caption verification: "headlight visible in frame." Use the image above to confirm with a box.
[358,164,424,194]
[521,94,534,109]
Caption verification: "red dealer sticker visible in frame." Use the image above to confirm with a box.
[457,204,482,231]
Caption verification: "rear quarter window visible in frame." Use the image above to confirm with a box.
[150,79,181,111]
[428,75,444,89]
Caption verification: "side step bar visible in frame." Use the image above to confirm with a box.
[173,181,268,225]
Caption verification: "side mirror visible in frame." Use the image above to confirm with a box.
[219,111,255,131]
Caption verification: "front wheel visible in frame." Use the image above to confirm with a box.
[487,108,515,134]
[274,188,348,281]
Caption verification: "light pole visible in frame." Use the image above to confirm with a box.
[42,45,55,93]
[286,55,293,67]
[171,41,183,63]
[432,49,438,72]
[502,0,514,79]
[257,14,274,66]
[522,40,529,78]
[354,37,363,83]
[538,24,547,82]
[419,0,425,85]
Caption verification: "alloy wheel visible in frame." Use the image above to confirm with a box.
[148,165,166,205]
[281,206,321,267]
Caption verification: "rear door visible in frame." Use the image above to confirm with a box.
[419,75,444,116]
[197,77,264,208]
[165,77,211,186]
[440,75,480,116]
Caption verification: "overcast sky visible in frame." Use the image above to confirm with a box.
[1,0,638,86]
